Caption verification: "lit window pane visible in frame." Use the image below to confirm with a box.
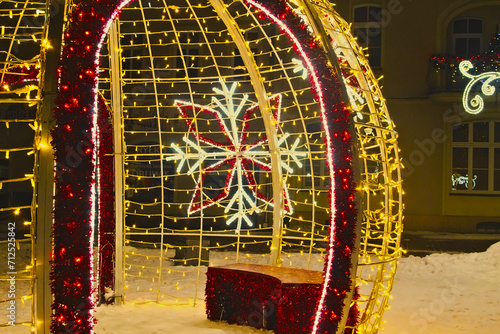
[452,147,468,168]
[472,170,488,190]
[473,122,489,142]
[453,124,468,142]
[473,148,488,168]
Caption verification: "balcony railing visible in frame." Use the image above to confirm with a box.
[427,54,500,93]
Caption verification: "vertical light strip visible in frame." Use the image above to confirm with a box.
[244,1,337,332]
[88,0,135,328]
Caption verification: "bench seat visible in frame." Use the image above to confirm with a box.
[205,263,323,333]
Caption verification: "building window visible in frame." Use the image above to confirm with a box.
[352,5,382,67]
[451,121,500,193]
[452,18,483,58]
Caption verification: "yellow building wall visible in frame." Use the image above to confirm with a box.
[335,0,500,232]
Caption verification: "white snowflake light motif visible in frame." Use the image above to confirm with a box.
[166,80,307,232]
[292,58,308,80]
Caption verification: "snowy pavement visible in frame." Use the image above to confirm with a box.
[1,241,499,333]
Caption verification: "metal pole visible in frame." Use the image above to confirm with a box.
[35,0,66,332]
[108,20,125,305]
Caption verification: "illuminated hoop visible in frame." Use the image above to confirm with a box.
[51,0,134,331]
[26,0,402,333]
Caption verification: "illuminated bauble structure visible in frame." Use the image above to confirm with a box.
[0,0,403,333]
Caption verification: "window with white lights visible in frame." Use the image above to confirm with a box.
[451,121,500,193]
[352,5,382,68]
[452,18,483,58]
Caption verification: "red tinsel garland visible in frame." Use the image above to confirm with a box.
[206,265,360,333]
[242,0,359,333]
[0,65,39,89]
[51,0,132,332]
[96,95,115,304]
[1,63,116,324]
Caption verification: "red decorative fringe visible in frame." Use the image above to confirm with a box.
[0,65,39,89]
[206,266,359,334]
[51,1,131,332]
[97,95,115,304]
[243,0,359,332]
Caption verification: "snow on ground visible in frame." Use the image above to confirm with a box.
[1,242,499,333]
[380,241,500,334]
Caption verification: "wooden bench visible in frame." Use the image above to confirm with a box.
[205,263,323,333]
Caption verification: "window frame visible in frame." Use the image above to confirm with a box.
[451,17,483,58]
[451,120,500,195]
[352,4,383,68]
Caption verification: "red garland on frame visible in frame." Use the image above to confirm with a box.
[0,65,39,88]
[0,64,116,308]
[242,0,359,333]
[49,0,356,333]
[96,95,115,304]
[51,0,132,332]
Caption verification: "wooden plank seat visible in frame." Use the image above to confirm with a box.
[205,263,323,333]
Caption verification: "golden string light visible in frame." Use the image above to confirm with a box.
[98,2,404,333]
[1,0,402,332]
[0,1,47,331]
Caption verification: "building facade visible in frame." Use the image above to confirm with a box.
[335,0,500,232]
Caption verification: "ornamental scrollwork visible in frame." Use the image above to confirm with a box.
[459,60,500,114]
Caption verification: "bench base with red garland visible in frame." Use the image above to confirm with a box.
[205,263,325,333]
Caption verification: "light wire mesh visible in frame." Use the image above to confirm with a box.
[100,2,404,333]
[0,0,49,331]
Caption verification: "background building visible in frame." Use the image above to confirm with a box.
[335,0,500,232]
